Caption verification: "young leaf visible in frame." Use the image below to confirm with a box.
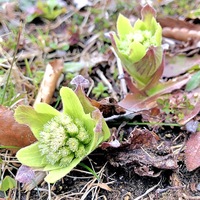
[185,71,200,92]
[117,14,133,39]
[0,176,16,192]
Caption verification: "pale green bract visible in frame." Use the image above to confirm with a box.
[14,87,110,183]
[110,4,164,91]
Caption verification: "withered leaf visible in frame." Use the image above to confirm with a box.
[108,128,178,177]
[0,106,36,152]
[122,128,159,149]
[109,148,178,177]
[185,132,200,171]
[90,97,126,118]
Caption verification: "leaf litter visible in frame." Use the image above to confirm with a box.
[0,0,200,199]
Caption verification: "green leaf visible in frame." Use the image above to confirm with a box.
[34,103,60,116]
[129,46,163,89]
[186,71,200,92]
[154,24,162,45]
[16,143,46,168]
[64,62,85,73]
[60,87,86,119]
[43,164,63,171]
[74,85,111,142]
[117,14,133,39]
[132,19,146,31]
[45,157,84,183]
[79,162,100,180]
[129,41,146,63]
[14,105,56,140]
[0,176,16,192]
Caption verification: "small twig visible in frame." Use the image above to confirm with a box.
[134,179,161,200]
[47,182,51,200]
[110,47,127,98]
[96,69,113,92]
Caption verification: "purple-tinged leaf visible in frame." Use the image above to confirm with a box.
[92,109,103,134]
[15,165,35,184]
[119,74,191,112]
[141,4,156,21]
[71,75,90,89]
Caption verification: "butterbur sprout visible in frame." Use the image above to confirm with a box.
[110,4,164,92]
[14,86,110,183]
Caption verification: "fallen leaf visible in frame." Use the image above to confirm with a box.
[119,74,191,112]
[90,97,126,118]
[122,128,159,149]
[185,132,200,171]
[109,148,178,177]
[108,128,178,177]
[0,106,36,152]
[163,55,200,78]
[158,17,200,41]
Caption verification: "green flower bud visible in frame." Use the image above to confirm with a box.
[76,127,91,144]
[75,144,86,158]
[66,123,78,136]
[59,153,74,167]
[110,4,164,91]
[67,138,79,152]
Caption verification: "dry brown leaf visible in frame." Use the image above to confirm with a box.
[185,132,200,171]
[0,106,36,152]
[90,97,126,118]
[158,17,200,41]
[163,55,200,78]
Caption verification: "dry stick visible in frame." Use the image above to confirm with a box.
[134,179,161,200]
[80,164,106,200]
[96,69,113,91]
[110,47,127,98]
[96,69,118,100]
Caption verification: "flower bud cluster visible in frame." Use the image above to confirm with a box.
[119,30,157,55]
[38,114,91,167]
